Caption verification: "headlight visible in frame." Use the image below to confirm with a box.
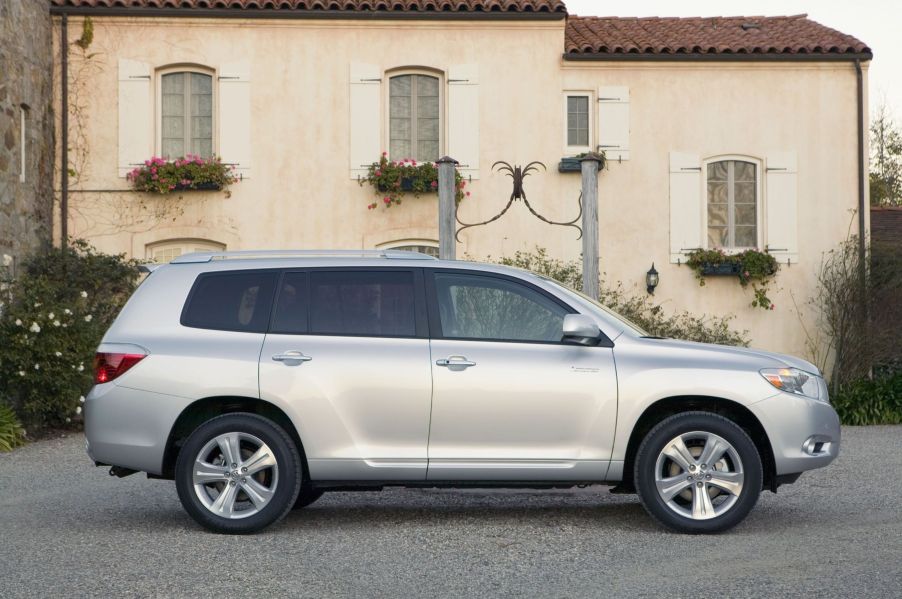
[760,367,823,401]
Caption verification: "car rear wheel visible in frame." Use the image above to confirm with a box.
[175,412,302,534]
[634,411,762,534]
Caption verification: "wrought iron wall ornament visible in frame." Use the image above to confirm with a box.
[455,161,583,241]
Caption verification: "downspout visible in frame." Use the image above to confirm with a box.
[60,13,69,249]
[855,59,866,275]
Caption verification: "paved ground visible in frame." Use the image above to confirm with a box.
[1,426,900,598]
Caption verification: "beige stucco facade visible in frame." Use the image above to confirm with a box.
[52,15,869,361]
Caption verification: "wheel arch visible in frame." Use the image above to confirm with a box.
[160,396,308,481]
[620,395,776,492]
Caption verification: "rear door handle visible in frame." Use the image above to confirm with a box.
[436,356,476,368]
[272,351,313,363]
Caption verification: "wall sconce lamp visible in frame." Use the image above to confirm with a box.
[646,263,659,295]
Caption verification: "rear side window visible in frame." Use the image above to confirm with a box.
[309,270,416,337]
[182,271,277,333]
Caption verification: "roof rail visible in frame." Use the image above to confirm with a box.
[170,249,437,264]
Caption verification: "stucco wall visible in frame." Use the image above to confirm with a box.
[54,16,868,361]
[0,0,54,267]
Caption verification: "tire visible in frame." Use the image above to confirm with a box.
[175,412,302,534]
[292,486,325,510]
[634,411,763,534]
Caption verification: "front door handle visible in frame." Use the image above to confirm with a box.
[436,356,476,369]
[272,351,313,363]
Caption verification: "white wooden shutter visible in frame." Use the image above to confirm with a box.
[597,85,629,161]
[117,59,152,177]
[349,63,381,180]
[447,64,479,179]
[218,62,251,179]
[765,151,799,261]
[669,152,703,263]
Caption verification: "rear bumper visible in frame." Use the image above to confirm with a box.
[84,382,189,475]
[750,393,841,475]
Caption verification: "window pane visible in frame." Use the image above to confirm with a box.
[707,161,728,181]
[271,273,309,334]
[390,75,413,161]
[566,96,589,147]
[708,227,728,249]
[707,203,728,227]
[162,72,185,94]
[735,226,757,248]
[309,271,416,337]
[161,137,184,159]
[707,181,728,205]
[434,273,567,342]
[417,75,439,97]
[389,244,439,257]
[734,181,756,205]
[189,73,213,158]
[734,161,756,181]
[182,272,278,333]
[735,204,757,226]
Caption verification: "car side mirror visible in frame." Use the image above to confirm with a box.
[562,314,602,346]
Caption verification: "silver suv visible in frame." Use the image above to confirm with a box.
[86,250,840,534]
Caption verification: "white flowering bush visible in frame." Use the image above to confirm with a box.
[0,240,141,429]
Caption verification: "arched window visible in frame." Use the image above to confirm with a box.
[146,239,225,262]
[389,73,441,162]
[159,68,214,158]
[705,158,760,249]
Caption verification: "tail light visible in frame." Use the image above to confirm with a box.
[94,352,146,384]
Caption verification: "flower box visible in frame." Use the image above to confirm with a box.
[377,178,420,193]
[698,263,742,276]
[172,181,223,192]
[127,155,237,195]
[558,157,582,173]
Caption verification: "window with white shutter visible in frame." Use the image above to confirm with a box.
[447,64,479,179]
[669,152,703,263]
[158,69,214,159]
[349,63,382,179]
[597,85,629,161]
[389,73,441,162]
[705,158,761,249]
[118,59,153,177]
[764,151,799,261]
[218,61,251,179]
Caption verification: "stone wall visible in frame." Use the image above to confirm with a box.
[0,0,53,272]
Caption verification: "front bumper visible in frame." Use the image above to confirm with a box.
[85,382,189,475]
[749,393,841,475]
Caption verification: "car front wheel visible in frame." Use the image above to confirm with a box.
[634,411,763,534]
[175,412,302,534]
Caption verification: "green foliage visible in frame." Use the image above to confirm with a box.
[831,373,902,426]
[685,248,779,310]
[494,247,750,347]
[74,16,94,50]
[0,403,26,452]
[0,240,142,429]
[870,102,902,207]
[359,154,468,209]
[127,155,238,195]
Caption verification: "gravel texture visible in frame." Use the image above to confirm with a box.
[0,426,900,598]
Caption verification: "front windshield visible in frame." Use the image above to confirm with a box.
[538,276,650,337]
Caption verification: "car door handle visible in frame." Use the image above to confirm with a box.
[436,356,476,368]
[272,351,313,363]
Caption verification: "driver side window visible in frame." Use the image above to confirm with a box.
[433,273,568,343]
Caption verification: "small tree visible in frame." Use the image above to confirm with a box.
[870,102,902,207]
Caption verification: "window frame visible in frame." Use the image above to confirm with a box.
[384,68,444,162]
[702,155,763,251]
[424,268,588,346]
[562,91,593,155]
[377,239,439,258]
[155,65,217,159]
[269,267,429,340]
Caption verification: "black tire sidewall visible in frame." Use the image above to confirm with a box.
[175,412,302,534]
[292,486,325,510]
[634,411,763,534]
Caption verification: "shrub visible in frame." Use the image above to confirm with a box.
[127,155,238,194]
[831,373,902,425]
[493,247,750,347]
[0,240,142,429]
[0,403,26,452]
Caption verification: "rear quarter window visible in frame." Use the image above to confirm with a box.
[181,271,278,333]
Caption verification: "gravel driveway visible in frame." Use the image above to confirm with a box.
[1,426,900,598]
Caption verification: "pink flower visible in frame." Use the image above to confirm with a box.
[430,181,438,188]
[382,151,388,156]
[461,180,466,188]
[412,160,417,166]
[375,170,382,177]
[383,197,391,204]
[151,174,158,180]
[770,304,775,310]
[150,167,157,174]
[465,191,470,197]
[180,179,190,186]
[743,271,750,277]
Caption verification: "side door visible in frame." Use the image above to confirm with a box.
[259,268,432,481]
[425,270,618,481]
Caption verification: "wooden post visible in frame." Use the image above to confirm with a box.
[580,154,602,299]
[437,156,458,260]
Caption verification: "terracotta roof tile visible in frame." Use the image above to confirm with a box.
[50,0,567,13]
[565,14,870,56]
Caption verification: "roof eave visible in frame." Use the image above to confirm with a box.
[49,6,567,21]
[562,51,873,62]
